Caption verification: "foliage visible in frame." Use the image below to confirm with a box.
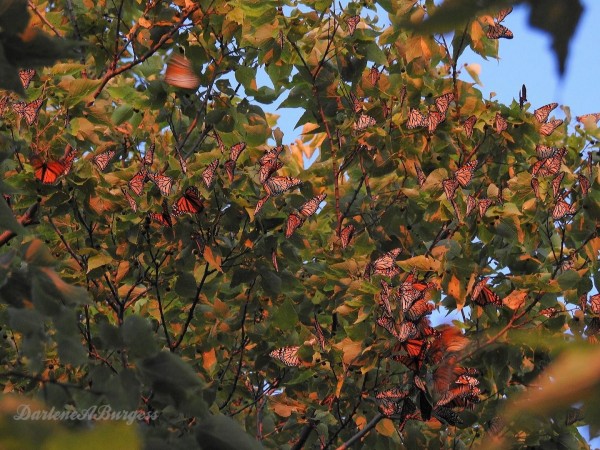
[0,0,599,449]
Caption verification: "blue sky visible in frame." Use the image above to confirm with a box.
[466,1,600,121]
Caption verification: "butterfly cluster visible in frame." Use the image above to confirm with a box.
[406,92,454,134]
[255,145,302,215]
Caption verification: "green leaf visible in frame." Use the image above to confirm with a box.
[45,421,141,450]
[0,195,23,234]
[140,352,203,398]
[271,298,297,330]
[528,0,583,75]
[60,78,102,107]
[121,315,159,359]
[196,414,265,450]
[87,253,113,273]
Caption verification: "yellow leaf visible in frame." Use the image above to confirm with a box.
[503,289,527,310]
[447,275,465,310]
[334,337,362,365]
[376,418,396,436]
[397,255,441,273]
[355,415,367,430]
[202,348,217,373]
[138,17,152,28]
[203,247,223,272]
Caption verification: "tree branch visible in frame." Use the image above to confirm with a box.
[335,413,383,450]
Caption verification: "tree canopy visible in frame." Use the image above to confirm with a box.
[0,0,598,449]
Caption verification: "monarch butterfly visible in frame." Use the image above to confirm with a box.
[463,115,476,138]
[494,112,508,134]
[587,317,600,344]
[254,194,270,215]
[394,339,430,371]
[147,171,174,196]
[535,144,561,160]
[426,110,445,133]
[565,408,585,426]
[442,177,459,201]
[172,186,204,216]
[531,149,565,177]
[285,213,304,238]
[376,388,410,401]
[164,54,201,90]
[369,66,380,85]
[407,108,427,129]
[0,96,9,117]
[144,144,156,168]
[269,346,301,366]
[259,160,284,184]
[381,99,390,119]
[487,416,505,436]
[313,315,327,351]
[415,163,426,187]
[399,274,432,311]
[13,97,44,125]
[345,15,360,35]
[213,130,225,153]
[191,231,206,254]
[229,142,246,162]
[434,92,454,116]
[455,160,478,188]
[471,277,502,307]
[404,299,434,322]
[414,375,426,392]
[175,149,187,174]
[349,92,362,113]
[128,168,148,196]
[31,145,77,184]
[120,187,137,212]
[519,83,527,109]
[366,248,402,279]
[224,160,236,183]
[264,176,302,196]
[590,294,600,315]
[298,193,327,217]
[477,198,494,219]
[32,156,68,184]
[148,199,173,227]
[539,307,560,318]
[456,374,479,387]
[19,69,35,89]
[534,102,558,123]
[376,316,417,342]
[352,114,376,131]
[93,149,115,171]
[379,280,394,317]
[259,146,284,167]
[61,145,77,176]
[560,255,575,272]
[202,159,219,188]
[576,112,600,124]
[540,119,563,136]
[551,171,565,199]
[466,195,478,217]
[378,398,403,417]
[277,29,285,48]
[436,384,476,406]
[339,224,355,249]
[495,7,513,23]
[578,173,590,196]
[258,149,282,179]
[531,177,540,199]
[486,23,513,39]
[552,195,576,220]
